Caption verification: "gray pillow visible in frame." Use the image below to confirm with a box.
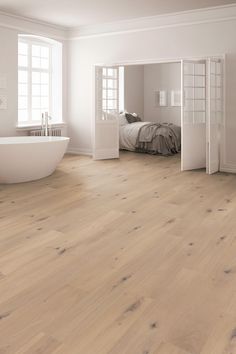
[125,113,142,123]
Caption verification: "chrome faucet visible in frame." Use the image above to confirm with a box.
[41,112,52,136]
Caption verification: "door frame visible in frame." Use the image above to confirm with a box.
[93,54,225,171]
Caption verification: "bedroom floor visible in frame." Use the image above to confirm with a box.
[1,152,236,354]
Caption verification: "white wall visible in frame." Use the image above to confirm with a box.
[0,28,18,136]
[124,65,144,117]
[0,15,67,137]
[144,63,181,125]
[67,17,236,171]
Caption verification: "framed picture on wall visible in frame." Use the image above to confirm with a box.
[171,90,181,107]
[156,90,167,107]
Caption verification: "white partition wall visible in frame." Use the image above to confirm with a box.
[181,60,207,171]
[93,66,119,160]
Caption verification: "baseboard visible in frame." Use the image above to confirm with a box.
[67,147,92,156]
[220,162,236,174]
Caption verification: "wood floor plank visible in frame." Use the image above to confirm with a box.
[0,152,236,354]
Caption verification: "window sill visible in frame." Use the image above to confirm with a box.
[16,122,67,131]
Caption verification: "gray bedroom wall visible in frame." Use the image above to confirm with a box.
[124,65,144,118]
[144,63,181,125]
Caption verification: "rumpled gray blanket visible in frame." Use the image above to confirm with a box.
[135,123,181,156]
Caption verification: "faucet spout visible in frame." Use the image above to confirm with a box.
[45,112,49,136]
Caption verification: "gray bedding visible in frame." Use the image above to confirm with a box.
[135,123,181,155]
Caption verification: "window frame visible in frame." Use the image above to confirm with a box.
[18,37,53,125]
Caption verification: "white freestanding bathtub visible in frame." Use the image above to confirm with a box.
[0,136,70,184]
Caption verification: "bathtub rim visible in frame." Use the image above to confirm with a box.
[0,136,70,145]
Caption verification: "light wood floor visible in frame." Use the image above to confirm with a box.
[1,152,236,354]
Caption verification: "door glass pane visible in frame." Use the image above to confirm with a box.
[216,76,221,87]
[195,76,205,87]
[211,87,216,99]
[195,100,205,111]
[216,88,221,99]
[185,100,194,111]
[185,88,194,99]
[107,100,117,109]
[184,63,194,75]
[211,75,216,86]
[216,63,221,75]
[195,88,205,99]
[184,76,194,87]
[195,63,205,75]
[194,112,206,123]
[184,111,194,124]
[216,100,222,112]
[107,68,117,78]
[210,62,216,74]
[107,90,117,99]
[107,80,117,89]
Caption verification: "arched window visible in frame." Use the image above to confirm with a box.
[18,35,62,126]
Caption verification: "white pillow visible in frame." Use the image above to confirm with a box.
[119,112,128,126]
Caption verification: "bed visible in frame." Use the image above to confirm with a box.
[119,113,181,156]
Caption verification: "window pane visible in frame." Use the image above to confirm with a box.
[18,70,28,83]
[18,42,28,55]
[41,85,49,96]
[32,84,41,96]
[41,46,49,58]
[18,55,28,67]
[41,73,49,84]
[18,84,27,96]
[32,57,41,69]
[41,97,49,108]
[18,96,28,109]
[32,97,41,109]
[32,72,41,84]
[32,109,41,121]
[41,58,49,69]
[18,109,28,122]
[32,45,41,57]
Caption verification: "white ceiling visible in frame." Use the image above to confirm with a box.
[0,0,235,28]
